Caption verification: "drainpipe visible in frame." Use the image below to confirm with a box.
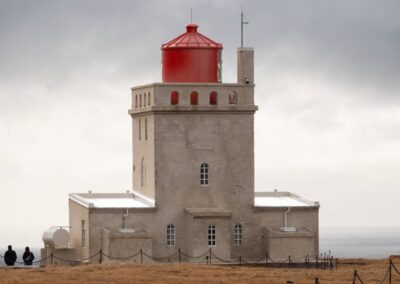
[122,208,129,230]
[284,207,291,228]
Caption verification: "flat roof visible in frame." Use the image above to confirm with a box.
[69,192,155,209]
[254,191,319,208]
[69,191,318,209]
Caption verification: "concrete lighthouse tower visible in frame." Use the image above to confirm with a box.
[52,22,318,264]
[128,23,258,259]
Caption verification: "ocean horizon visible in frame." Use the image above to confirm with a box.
[320,226,400,259]
[1,226,399,266]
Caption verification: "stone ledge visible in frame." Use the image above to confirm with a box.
[185,207,232,218]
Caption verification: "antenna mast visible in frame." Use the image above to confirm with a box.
[241,8,249,48]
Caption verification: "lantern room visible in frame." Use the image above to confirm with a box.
[161,24,223,83]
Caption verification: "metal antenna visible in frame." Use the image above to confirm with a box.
[191,7,193,23]
[241,7,250,48]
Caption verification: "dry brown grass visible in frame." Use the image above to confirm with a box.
[1,258,400,284]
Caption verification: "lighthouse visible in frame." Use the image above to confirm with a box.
[43,22,319,264]
[162,23,223,83]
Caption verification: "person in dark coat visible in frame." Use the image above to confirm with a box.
[22,246,35,265]
[4,245,17,266]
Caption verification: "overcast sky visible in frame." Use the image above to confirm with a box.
[0,0,399,247]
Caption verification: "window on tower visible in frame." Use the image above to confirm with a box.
[190,91,198,105]
[208,225,216,247]
[135,95,138,108]
[166,224,176,247]
[140,94,142,107]
[233,224,242,246]
[210,91,218,105]
[171,91,179,105]
[148,92,151,106]
[144,92,146,106]
[200,163,209,186]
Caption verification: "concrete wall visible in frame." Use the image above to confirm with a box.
[69,200,89,260]
[254,207,319,259]
[102,228,153,261]
[264,227,316,260]
[87,209,154,258]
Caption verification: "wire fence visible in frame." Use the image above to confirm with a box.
[351,258,400,284]
[0,248,336,269]
[2,249,400,283]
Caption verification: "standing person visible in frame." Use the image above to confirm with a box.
[4,245,17,266]
[22,246,35,265]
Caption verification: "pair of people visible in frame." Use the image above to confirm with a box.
[4,245,35,266]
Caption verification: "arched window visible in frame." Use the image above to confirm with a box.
[233,224,242,246]
[209,91,218,105]
[171,91,179,105]
[166,224,176,247]
[135,95,138,108]
[141,157,146,187]
[208,225,216,247]
[190,91,198,105]
[148,92,151,106]
[200,163,209,186]
[140,94,142,107]
[144,92,146,106]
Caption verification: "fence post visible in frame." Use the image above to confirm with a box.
[288,256,291,266]
[265,252,268,266]
[352,270,357,284]
[178,248,181,263]
[315,277,319,284]
[209,249,212,265]
[389,258,392,284]
[140,249,143,264]
[316,254,319,269]
[206,256,209,265]
[50,253,53,265]
[99,249,102,264]
[239,256,242,266]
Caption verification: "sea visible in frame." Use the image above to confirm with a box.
[319,226,400,259]
[1,227,399,266]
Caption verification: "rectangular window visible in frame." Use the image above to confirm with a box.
[234,224,242,246]
[167,225,175,247]
[81,220,86,247]
[200,163,209,186]
[208,225,216,247]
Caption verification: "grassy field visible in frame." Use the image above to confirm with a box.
[1,258,400,283]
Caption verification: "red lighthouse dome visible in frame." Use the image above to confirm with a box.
[161,24,223,83]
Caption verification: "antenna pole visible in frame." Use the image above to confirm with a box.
[241,8,249,48]
[191,7,193,23]
[241,10,243,48]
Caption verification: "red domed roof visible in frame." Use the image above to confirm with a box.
[162,24,223,49]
